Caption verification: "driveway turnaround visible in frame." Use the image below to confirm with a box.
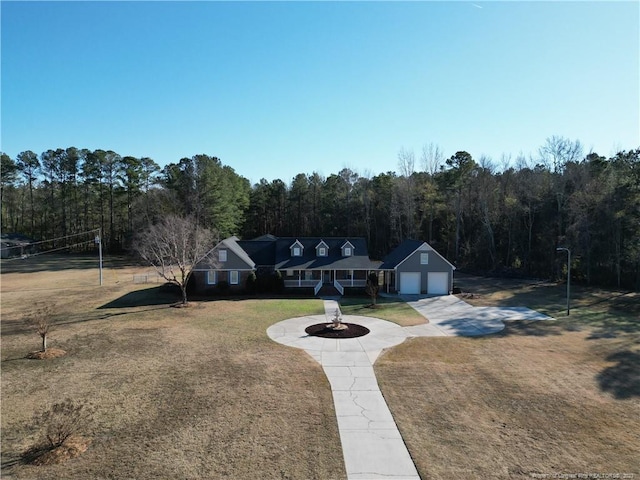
[401,294,553,337]
[267,296,552,480]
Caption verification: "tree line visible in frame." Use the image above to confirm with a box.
[1,137,639,290]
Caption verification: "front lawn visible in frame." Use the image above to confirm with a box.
[376,275,639,479]
[1,260,345,480]
[339,295,427,326]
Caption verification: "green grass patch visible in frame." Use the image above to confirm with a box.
[339,296,426,326]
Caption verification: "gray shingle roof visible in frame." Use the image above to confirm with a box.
[237,239,276,266]
[379,240,425,269]
[272,237,380,270]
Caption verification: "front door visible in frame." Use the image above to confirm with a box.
[323,270,331,284]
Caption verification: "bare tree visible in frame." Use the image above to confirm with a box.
[539,136,583,173]
[27,305,54,352]
[420,142,444,175]
[419,143,445,242]
[397,148,417,239]
[133,215,217,305]
[539,136,584,241]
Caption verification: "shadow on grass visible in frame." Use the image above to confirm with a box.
[98,286,327,310]
[340,296,399,309]
[1,286,179,338]
[98,285,181,309]
[456,274,640,339]
[1,455,22,471]
[596,350,640,399]
[498,321,565,337]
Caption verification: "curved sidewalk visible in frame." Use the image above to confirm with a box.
[267,296,552,479]
[267,314,419,480]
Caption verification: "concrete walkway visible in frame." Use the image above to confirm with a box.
[267,309,419,479]
[267,296,552,480]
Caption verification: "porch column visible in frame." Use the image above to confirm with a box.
[298,270,301,287]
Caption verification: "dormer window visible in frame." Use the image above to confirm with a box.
[219,249,227,262]
[316,240,329,257]
[290,240,304,257]
[341,241,355,257]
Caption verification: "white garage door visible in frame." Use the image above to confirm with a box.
[400,272,421,294]
[428,272,449,295]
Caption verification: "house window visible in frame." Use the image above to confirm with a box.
[305,270,313,280]
[286,269,294,277]
[230,271,239,285]
[420,253,429,265]
[207,270,217,285]
[219,249,227,262]
[318,247,327,256]
[293,247,301,257]
[344,247,352,256]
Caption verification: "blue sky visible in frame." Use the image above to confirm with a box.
[2,1,638,184]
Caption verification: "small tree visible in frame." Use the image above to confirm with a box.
[134,214,217,305]
[33,398,93,449]
[27,305,54,352]
[365,272,380,307]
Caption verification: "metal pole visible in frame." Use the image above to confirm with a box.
[566,249,571,316]
[556,247,570,316]
[95,229,103,286]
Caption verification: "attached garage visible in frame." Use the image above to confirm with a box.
[427,272,449,295]
[380,239,456,296]
[400,272,421,294]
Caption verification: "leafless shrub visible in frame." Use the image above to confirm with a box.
[32,398,94,449]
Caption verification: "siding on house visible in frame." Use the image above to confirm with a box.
[396,248,453,293]
[380,240,455,294]
[194,236,255,272]
[190,270,252,294]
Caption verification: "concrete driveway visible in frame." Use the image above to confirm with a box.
[401,294,553,337]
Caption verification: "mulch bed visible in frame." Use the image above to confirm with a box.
[305,323,370,339]
[22,436,91,466]
[26,348,67,360]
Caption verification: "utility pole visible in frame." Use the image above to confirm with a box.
[556,247,570,315]
[95,229,103,286]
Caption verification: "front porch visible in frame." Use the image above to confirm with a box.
[282,269,370,295]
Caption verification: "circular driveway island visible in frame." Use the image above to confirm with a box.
[267,314,409,365]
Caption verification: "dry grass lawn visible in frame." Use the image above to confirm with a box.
[3,259,639,479]
[1,255,346,479]
[376,274,639,479]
